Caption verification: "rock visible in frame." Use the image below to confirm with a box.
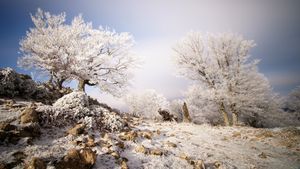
[258,152,267,159]
[0,161,8,169]
[67,124,85,136]
[139,130,153,139]
[150,149,163,156]
[116,141,125,149]
[119,131,138,141]
[214,161,223,169]
[158,108,177,121]
[80,148,97,167]
[20,107,39,124]
[135,145,148,154]
[25,157,46,169]
[18,123,41,138]
[56,148,96,169]
[0,122,16,131]
[111,151,120,159]
[165,141,177,148]
[121,160,129,169]
[179,153,189,160]
[86,135,95,147]
[194,160,205,169]
[5,99,15,108]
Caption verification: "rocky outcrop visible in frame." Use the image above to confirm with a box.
[0,67,71,104]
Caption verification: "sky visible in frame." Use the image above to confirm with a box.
[0,0,300,110]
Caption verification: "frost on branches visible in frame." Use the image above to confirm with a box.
[124,89,170,119]
[173,32,280,126]
[18,8,138,96]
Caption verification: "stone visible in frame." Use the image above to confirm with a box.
[179,153,190,160]
[24,157,46,169]
[158,108,177,121]
[20,107,39,124]
[121,160,129,169]
[139,130,153,139]
[56,148,96,169]
[135,145,148,154]
[0,122,16,131]
[116,141,125,149]
[258,152,267,159]
[214,161,223,169]
[150,149,163,156]
[18,124,41,138]
[86,136,95,147]
[194,160,205,169]
[67,124,85,136]
[165,141,177,148]
[111,151,120,159]
[0,161,8,169]
[119,131,138,141]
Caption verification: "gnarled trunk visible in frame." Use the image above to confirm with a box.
[78,79,87,92]
[77,79,97,92]
[219,102,230,126]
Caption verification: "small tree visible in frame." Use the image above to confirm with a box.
[124,89,169,119]
[173,32,279,126]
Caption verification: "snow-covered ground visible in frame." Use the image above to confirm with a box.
[0,99,300,169]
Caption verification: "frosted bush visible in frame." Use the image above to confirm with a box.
[53,91,89,110]
[37,91,126,131]
[124,89,170,119]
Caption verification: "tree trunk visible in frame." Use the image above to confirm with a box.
[56,78,65,90]
[182,102,192,122]
[230,104,239,126]
[219,102,230,126]
[232,113,238,126]
[78,79,87,92]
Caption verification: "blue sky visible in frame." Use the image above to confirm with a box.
[1,0,300,109]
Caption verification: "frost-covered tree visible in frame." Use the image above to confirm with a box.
[173,32,279,126]
[124,89,169,119]
[18,8,71,89]
[286,86,300,112]
[70,25,137,96]
[19,9,138,96]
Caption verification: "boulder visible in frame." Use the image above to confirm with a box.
[67,124,86,136]
[119,131,138,141]
[56,148,96,169]
[120,160,129,169]
[135,145,148,154]
[149,149,163,156]
[20,107,39,124]
[24,157,46,169]
[194,160,205,169]
[158,108,177,122]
